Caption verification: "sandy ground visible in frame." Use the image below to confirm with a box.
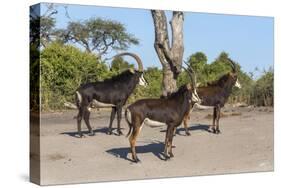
[36,106,273,185]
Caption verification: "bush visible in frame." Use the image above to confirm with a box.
[250,68,274,106]
[127,67,163,104]
[35,45,273,111]
[40,42,109,110]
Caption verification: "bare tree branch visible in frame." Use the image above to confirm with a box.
[170,11,184,73]
[151,10,172,66]
[151,10,184,95]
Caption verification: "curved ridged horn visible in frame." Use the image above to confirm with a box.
[113,52,143,72]
[183,61,196,90]
[227,58,237,73]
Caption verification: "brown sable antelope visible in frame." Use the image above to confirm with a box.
[182,58,241,136]
[75,52,148,138]
[124,65,201,162]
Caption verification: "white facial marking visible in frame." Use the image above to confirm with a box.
[139,74,148,87]
[235,79,241,89]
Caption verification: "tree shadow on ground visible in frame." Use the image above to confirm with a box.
[106,141,167,162]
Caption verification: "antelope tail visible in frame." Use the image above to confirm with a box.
[125,108,133,137]
[75,91,82,109]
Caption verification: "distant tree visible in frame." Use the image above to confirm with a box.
[252,67,274,106]
[206,52,238,82]
[30,4,59,110]
[230,69,254,104]
[188,52,207,84]
[188,52,207,71]
[40,16,56,47]
[111,57,134,73]
[57,18,139,57]
[30,4,59,48]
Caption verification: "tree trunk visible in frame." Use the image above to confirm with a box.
[151,10,184,96]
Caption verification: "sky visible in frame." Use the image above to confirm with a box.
[41,3,274,78]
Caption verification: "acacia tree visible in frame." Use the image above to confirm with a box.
[57,18,139,58]
[151,10,184,96]
[30,4,58,48]
[30,3,71,48]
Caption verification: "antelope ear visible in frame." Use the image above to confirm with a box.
[128,68,135,73]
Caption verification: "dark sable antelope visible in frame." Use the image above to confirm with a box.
[75,52,147,138]
[124,66,201,162]
[182,58,241,135]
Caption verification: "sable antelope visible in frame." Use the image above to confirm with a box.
[75,52,147,138]
[182,58,241,135]
[124,66,200,162]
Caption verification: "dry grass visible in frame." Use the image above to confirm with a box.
[48,153,66,161]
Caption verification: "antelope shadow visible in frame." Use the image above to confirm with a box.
[106,141,167,162]
[61,127,125,138]
[159,124,210,135]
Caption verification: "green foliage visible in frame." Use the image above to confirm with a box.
[141,67,163,97]
[251,68,274,106]
[182,52,233,86]
[188,52,207,83]
[111,57,134,73]
[35,42,273,110]
[127,67,163,104]
[204,52,234,83]
[31,4,274,112]
[57,17,139,56]
[229,70,255,104]
[40,42,108,110]
[30,44,40,111]
[177,71,189,87]
[30,4,58,48]
[40,16,56,47]
[182,51,273,106]
[185,51,234,86]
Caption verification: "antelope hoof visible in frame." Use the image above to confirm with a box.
[185,131,191,136]
[88,130,95,136]
[209,128,216,134]
[164,157,171,161]
[133,157,141,163]
[169,152,174,158]
[164,153,171,161]
[216,129,221,134]
[107,130,112,135]
[117,130,123,136]
[79,134,86,138]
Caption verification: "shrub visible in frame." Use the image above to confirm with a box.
[40,42,108,110]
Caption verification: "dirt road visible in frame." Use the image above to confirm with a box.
[37,106,273,185]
